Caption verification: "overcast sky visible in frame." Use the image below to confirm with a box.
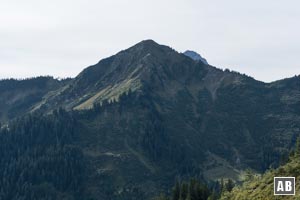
[1,0,299,82]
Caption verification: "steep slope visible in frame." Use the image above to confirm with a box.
[36,40,210,111]
[221,150,300,200]
[36,40,246,113]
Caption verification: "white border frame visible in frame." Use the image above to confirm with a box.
[274,177,295,196]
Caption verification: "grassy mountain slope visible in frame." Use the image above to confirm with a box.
[221,152,300,200]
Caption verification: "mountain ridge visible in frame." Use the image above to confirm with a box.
[0,40,300,199]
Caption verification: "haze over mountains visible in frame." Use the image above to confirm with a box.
[0,40,299,199]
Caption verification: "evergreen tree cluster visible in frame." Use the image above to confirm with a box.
[154,177,237,200]
[154,178,222,200]
[0,109,85,200]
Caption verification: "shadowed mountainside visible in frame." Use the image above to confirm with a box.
[0,76,70,121]
[0,40,299,199]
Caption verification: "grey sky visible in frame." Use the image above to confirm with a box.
[1,0,299,82]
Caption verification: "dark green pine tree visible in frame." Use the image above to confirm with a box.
[154,193,169,200]
[220,178,224,193]
[225,179,234,192]
[188,179,197,200]
[179,182,188,200]
[172,180,180,200]
[295,136,300,158]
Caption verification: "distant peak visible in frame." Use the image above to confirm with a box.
[184,50,208,64]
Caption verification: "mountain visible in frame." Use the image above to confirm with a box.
[184,50,208,64]
[0,40,300,199]
[0,76,70,122]
[34,40,208,111]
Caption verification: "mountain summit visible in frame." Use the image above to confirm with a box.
[37,40,209,110]
[184,50,208,64]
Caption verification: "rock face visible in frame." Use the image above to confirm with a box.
[0,40,300,199]
[184,50,208,64]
